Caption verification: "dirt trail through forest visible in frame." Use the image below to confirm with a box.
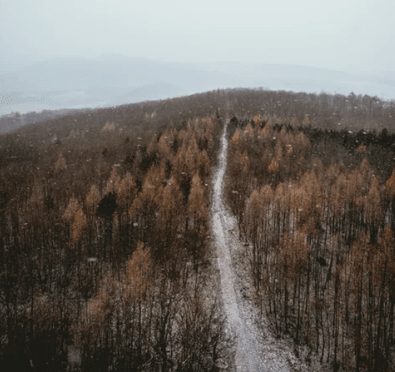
[212,118,292,372]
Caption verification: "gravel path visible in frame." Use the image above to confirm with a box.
[212,119,293,372]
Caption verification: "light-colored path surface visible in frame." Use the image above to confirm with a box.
[212,119,292,372]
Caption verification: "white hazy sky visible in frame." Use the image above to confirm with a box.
[1,0,394,74]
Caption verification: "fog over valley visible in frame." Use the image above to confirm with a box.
[1,0,395,119]
[1,54,395,118]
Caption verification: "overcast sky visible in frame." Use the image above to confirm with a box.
[1,0,394,74]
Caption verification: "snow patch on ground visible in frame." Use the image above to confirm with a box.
[223,210,323,372]
[212,119,294,372]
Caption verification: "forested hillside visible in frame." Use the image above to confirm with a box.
[1,87,395,135]
[0,95,233,371]
[0,88,394,372]
[225,114,395,371]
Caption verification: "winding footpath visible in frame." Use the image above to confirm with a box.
[212,119,293,372]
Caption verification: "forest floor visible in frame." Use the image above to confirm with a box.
[211,118,321,372]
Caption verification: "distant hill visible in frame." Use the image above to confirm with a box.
[1,54,395,118]
[193,61,395,99]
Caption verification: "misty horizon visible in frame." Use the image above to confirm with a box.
[2,0,394,72]
[1,0,395,116]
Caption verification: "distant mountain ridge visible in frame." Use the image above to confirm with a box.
[1,54,395,117]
